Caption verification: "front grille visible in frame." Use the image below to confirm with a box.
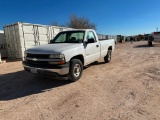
[26,53,50,66]
[27,53,49,59]
[26,60,48,64]
[25,60,50,68]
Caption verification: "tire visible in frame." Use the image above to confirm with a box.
[68,59,83,82]
[104,50,112,63]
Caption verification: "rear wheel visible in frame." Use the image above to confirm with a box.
[68,59,83,82]
[104,50,112,63]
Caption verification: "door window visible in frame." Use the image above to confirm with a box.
[87,31,96,42]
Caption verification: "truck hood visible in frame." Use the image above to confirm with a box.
[26,43,82,54]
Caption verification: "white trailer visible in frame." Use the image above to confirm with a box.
[3,22,73,59]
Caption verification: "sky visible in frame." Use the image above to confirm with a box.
[0,0,160,36]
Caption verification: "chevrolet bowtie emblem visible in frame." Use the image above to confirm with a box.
[32,58,37,61]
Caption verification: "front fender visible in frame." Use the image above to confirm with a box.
[62,46,85,62]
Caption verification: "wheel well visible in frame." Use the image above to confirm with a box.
[71,55,84,65]
[108,46,112,50]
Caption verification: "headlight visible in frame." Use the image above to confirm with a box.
[49,54,64,58]
[49,54,65,64]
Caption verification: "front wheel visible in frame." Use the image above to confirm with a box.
[68,59,83,82]
[104,50,112,63]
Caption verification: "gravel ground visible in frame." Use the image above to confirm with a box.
[0,41,160,120]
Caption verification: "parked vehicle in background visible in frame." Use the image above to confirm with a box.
[144,34,149,40]
[23,29,115,81]
[148,32,160,46]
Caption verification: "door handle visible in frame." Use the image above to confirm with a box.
[96,45,99,47]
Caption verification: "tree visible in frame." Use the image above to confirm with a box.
[67,14,96,30]
[52,14,97,30]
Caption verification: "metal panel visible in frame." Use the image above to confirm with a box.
[51,27,62,38]
[23,34,36,48]
[37,26,50,44]
[0,31,8,58]
[22,25,34,34]
[62,27,73,31]
[3,24,22,59]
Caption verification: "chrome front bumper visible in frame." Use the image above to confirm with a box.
[23,65,69,76]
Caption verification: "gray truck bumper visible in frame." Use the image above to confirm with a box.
[23,65,69,76]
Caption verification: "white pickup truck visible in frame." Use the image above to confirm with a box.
[23,29,115,81]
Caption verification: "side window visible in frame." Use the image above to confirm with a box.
[87,31,96,42]
[69,33,84,42]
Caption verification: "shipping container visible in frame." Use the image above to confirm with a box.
[3,22,73,59]
[0,30,8,58]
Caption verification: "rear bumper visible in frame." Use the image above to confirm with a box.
[23,62,69,76]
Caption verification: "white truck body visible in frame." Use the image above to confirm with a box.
[23,29,115,81]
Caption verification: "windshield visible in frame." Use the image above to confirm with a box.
[51,31,85,43]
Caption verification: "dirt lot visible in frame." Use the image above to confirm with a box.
[0,41,160,120]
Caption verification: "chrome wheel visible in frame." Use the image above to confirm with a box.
[68,59,83,82]
[73,64,81,77]
[108,52,111,61]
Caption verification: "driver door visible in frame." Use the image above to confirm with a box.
[85,31,100,64]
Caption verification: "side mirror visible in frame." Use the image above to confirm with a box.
[87,38,95,44]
